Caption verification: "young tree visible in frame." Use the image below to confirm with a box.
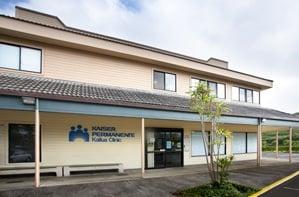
[190,82,233,185]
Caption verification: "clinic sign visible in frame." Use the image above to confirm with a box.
[68,125,135,142]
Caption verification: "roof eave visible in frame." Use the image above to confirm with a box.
[0,15,273,89]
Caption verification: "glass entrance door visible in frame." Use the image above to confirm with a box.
[165,131,182,167]
[145,128,183,169]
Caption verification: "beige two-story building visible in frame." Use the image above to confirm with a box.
[0,7,298,186]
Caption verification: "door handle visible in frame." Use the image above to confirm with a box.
[160,149,166,152]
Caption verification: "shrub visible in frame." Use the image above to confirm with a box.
[174,182,258,197]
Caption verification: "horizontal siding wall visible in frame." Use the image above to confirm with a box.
[0,35,261,101]
[144,119,258,166]
[0,110,258,169]
[0,110,142,169]
[44,46,153,92]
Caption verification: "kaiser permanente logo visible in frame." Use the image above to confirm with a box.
[69,125,90,142]
[68,125,135,142]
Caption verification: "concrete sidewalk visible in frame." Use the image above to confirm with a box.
[1,162,299,197]
[263,152,299,162]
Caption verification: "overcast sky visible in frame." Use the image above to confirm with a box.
[1,0,299,113]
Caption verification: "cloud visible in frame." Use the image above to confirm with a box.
[1,0,299,113]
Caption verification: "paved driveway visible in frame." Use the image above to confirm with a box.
[261,174,299,197]
[1,163,299,197]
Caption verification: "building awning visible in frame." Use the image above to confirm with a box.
[0,73,298,125]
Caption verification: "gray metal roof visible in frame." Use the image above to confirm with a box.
[0,73,297,121]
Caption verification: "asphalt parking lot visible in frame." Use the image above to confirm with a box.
[1,162,299,197]
[261,174,299,197]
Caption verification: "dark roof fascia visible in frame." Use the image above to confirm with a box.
[0,14,273,83]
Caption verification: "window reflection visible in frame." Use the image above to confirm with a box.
[9,124,40,163]
[239,88,246,102]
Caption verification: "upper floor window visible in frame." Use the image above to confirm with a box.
[239,88,246,102]
[0,43,42,73]
[232,86,260,104]
[190,78,226,99]
[217,83,225,99]
[153,70,176,92]
[246,89,253,103]
[253,91,260,104]
[208,81,217,96]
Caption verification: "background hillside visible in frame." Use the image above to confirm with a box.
[262,130,299,152]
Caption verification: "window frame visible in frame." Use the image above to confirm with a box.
[253,90,260,104]
[232,132,257,154]
[232,132,247,154]
[232,86,240,101]
[217,83,226,99]
[8,123,42,164]
[153,70,177,92]
[191,131,207,157]
[190,78,200,90]
[233,86,260,104]
[239,88,246,102]
[190,77,226,99]
[246,89,253,103]
[207,81,217,97]
[0,42,42,73]
[191,131,226,157]
[246,132,257,153]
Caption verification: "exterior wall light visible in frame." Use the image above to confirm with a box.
[22,96,35,105]
[262,118,267,123]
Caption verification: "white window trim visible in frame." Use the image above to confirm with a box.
[190,76,226,99]
[0,40,44,74]
[232,86,260,104]
[152,68,177,92]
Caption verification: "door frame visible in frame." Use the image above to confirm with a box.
[145,127,184,169]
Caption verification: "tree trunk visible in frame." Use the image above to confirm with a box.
[201,116,213,181]
[209,121,216,182]
[216,130,221,182]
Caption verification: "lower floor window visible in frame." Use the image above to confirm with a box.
[232,132,257,154]
[9,124,41,163]
[247,133,257,153]
[191,131,205,156]
[191,131,226,156]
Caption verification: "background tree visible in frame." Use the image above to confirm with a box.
[190,82,233,185]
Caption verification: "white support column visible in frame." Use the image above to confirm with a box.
[276,130,279,159]
[257,120,262,166]
[35,98,40,188]
[289,127,293,163]
[141,118,145,177]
